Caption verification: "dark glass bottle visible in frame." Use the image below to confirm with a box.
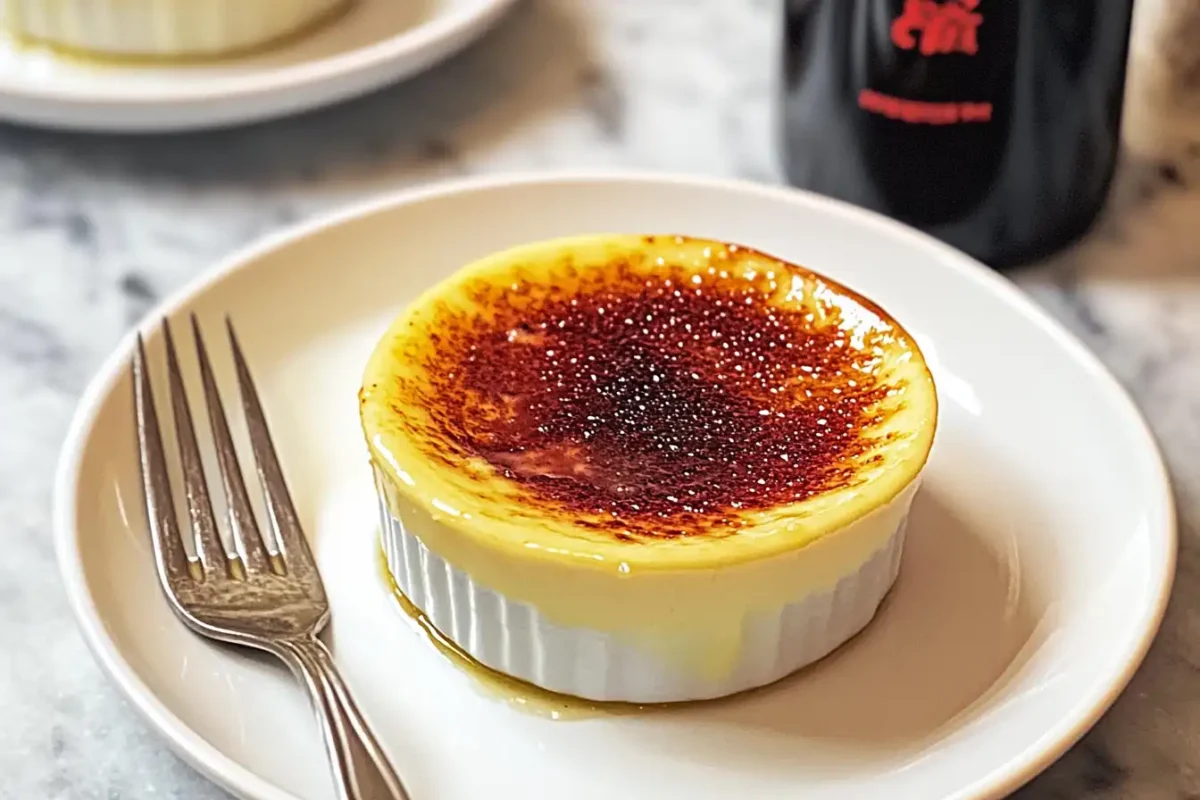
[780,0,1136,268]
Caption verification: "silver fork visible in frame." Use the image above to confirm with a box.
[132,315,409,800]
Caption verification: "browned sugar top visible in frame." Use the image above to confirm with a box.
[397,249,904,539]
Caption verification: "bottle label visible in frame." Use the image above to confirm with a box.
[857,0,992,125]
[890,0,982,55]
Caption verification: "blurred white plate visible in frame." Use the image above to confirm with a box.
[54,174,1175,799]
[0,0,516,132]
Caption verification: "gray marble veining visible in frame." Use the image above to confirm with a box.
[2,1,1200,797]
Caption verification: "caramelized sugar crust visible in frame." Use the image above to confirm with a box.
[387,238,910,540]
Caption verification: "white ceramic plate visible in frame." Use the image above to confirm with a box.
[0,0,516,132]
[55,174,1176,799]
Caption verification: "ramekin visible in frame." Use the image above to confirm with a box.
[375,463,919,704]
[2,0,350,58]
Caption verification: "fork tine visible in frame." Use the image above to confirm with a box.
[132,332,196,584]
[162,318,229,580]
[226,317,317,573]
[191,314,275,576]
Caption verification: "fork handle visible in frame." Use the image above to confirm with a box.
[280,637,410,800]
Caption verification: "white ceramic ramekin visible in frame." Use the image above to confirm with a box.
[2,0,349,58]
[375,463,918,704]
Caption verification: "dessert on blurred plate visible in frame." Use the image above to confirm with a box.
[360,234,938,703]
[1,0,352,59]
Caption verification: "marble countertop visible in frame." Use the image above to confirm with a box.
[3,1,1199,797]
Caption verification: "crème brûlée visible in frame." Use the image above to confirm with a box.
[360,234,937,703]
[1,0,351,59]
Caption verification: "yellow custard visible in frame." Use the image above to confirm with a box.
[362,234,937,701]
[1,0,353,61]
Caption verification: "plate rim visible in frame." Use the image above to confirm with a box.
[0,0,518,116]
[53,171,1178,800]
